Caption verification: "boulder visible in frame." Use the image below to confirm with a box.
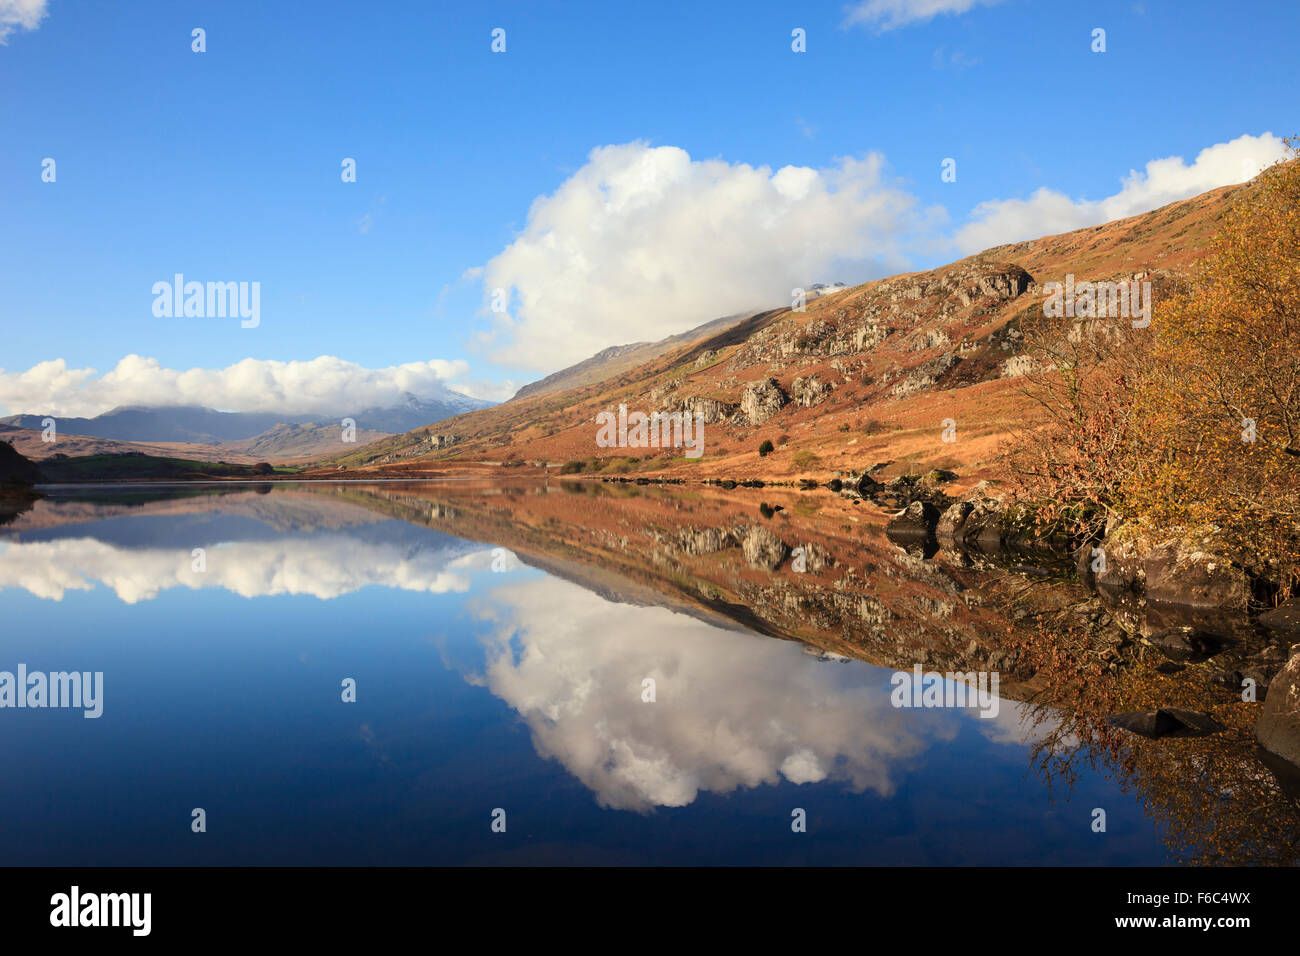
[1094,536,1146,596]
[1143,540,1250,610]
[936,500,974,539]
[1143,627,1223,662]
[1255,646,1300,770]
[886,501,940,539]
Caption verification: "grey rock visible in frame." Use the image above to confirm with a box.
[886,501,941,539]
[1256,648,1300,769]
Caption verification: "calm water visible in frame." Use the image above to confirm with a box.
[0,483,1171,865]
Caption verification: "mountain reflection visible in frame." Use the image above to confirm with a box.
[5,481,1293,862]
[0,488,494,602]
[0,483,1041,816]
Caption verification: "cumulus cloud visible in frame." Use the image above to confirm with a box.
[844,0,1003,32]
[461,576,969,811]
[473,142,938,372]
[0,0,46,44]
[0,354,482,418]
[953,132,1290,254]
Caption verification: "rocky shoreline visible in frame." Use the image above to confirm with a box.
[602,462,1300,780]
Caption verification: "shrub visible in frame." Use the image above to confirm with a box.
[1009,140,1300,592]
[559,460,585,474]
[758,439,774,457]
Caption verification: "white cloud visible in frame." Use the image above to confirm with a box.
[954,132,1290,254]
[0,354,480,418]
[0,0,46,44]
[462,576,964,811]
[0,536,485,604]
[450,376,524,404]
[474,142,937,373]
[844,0,1003,32]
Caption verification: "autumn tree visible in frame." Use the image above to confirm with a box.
[1010,141,1300,594]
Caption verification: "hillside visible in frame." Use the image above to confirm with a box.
[511,310,761,401]
[307,175,1249,485]
[0,391,491,464]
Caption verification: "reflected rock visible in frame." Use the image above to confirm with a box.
[1256,647,1300,771]
[1108,707,1225,739]
[741,525,789,569]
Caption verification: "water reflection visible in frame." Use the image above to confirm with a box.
[463,573,966,811]
[0,481,1290,864]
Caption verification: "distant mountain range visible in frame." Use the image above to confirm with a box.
[0,390,494,461]
[1,391,492,444]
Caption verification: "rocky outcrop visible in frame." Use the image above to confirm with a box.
[888,353,960,399]
[795,541,833,572]
[790,375,831,408]
[677,396,736,425]
[1256,646,1300,770]
[741,525,789,569]
[677,526,734,556]
[738,378,788,426]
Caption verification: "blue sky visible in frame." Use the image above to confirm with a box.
[1,0,1296,416]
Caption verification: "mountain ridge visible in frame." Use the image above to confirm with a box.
[0,390,494,459]
[306,173,1253,481]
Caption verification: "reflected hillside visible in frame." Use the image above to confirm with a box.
[1,479,1296,862]
[294,478,1300,865]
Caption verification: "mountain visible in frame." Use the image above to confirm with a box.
[308,172,1251,481]
[0,405,287,443]
[0,390,495,459]
[346,391,493,432]
[510,311,759,401]
[222,422,392,461]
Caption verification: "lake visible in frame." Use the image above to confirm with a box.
[0,480,1278,865]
